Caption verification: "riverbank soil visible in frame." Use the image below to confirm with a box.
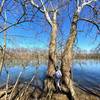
[0,83,100,100]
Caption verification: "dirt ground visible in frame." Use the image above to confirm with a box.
[0,83,100,100]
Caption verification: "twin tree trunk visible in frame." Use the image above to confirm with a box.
[45,12,79,100]
[61,13,78,100]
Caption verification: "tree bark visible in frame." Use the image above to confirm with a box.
[31,1,58,98]
[45,23,57,88]
[0,21,6,72]
[48,23,57,77]
[61,13,78,100]
[44,12,57,100]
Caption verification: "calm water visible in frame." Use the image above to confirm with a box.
[72,60,100,92]
[0,60,100,92]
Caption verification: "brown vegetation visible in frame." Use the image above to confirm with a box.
[0,48,99,66]
[0,48,48,66]
[0,83,100,100]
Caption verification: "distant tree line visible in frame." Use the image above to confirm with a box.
[74,53,100,59]
[0,48,100,66]
[0,48,48,66]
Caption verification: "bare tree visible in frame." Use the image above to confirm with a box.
[0,0,35,72]
[61,0,99,100]
[0,0,99,99]
[30,0,58,98]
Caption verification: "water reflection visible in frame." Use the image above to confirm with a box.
[72,60,100,92]
[0,60,100,92]
[0,65,47,88]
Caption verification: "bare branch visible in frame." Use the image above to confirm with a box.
[0,20,31,33]
[77,0,97,14]
[0,0,6,14]
[30,0,44,13]
[17,0,27,23]
[30,0,53,25]
[82,0,95,7]
[9,72,22,100]
[40,0,53,25]
[78,18,100,33]
[86,4,99,15]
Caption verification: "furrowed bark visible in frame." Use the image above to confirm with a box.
[48,23,57,77]
[62,1,97,99]
[61,13,78,100]
[44,11,57,100]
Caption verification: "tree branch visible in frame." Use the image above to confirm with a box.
[0,0,6,14]
[78,18,100,33]
[30,0,44,13]
[77,0,97,14]
[0,20,31,33]
[40,0,53,25]
[86,4,99,15]
[30,0,53,25]
[82,0,95,7]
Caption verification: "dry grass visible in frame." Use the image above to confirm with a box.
[0,83,100,100]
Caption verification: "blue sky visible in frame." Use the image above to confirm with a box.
[0,18,98,51]
[0,0,99,52]
[0,22,50,49]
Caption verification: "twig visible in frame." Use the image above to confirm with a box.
[19,74,35,98]
[5,72,9,100]
[9,71,22,100]
[0,0,6,14]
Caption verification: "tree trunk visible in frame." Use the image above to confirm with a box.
[0,47,5,72]
[48,23,57,77]
[0,21,6,72]
[44,14,57,100]
[61,13,78,100]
